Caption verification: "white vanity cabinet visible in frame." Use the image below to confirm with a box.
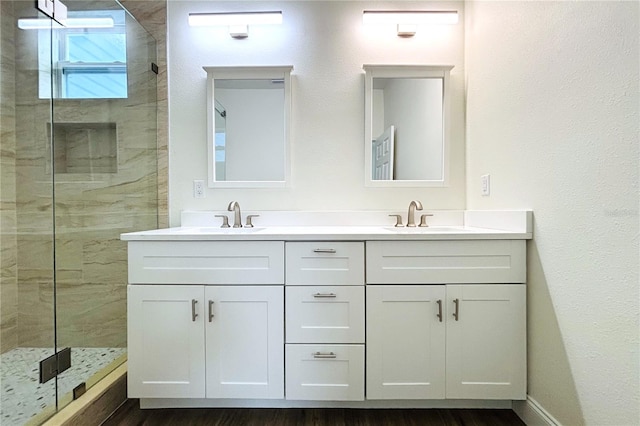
[284,242,365,401]
[127,241,285,400]
[365,241,527,401]
[123,216,532,408]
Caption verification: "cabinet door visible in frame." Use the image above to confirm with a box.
[205,286,284,399]
[366,285,446,399]
[446,284,526,399]
[127,285,205,398]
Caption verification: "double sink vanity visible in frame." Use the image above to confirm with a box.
[122,207,532,409]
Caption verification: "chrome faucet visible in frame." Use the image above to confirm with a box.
[406,200,423,227]
[227,201,242,228]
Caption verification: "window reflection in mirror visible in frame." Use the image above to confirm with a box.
[204,66,292,188]
[364,65,453,187]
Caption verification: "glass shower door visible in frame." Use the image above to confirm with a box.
[1,2,58,425]
[1,0,158,423]
[51,0,158,415]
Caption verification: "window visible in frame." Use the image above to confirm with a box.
[39,10,127,99]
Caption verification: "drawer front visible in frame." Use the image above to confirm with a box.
[366,240,526,284]
[285,344,364,401]
[285,242,364,285]
[128,241,284,284]
[286,286,364,343]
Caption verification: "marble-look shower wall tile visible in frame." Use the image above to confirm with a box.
[53,237,84,271]
[55,282,126,348]
[17,236,53,271]
[1,0,18,354]
[17,280,55,347]
[121,0,168,228]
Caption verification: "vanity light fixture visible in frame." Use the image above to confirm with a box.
[363,10,458,37]
[18,17,115,29]
[188,11,282,39]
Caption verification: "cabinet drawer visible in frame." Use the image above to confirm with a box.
[285,242,364,285]
[128,241,284,284]
[286,286,364,343]
[285,344,364,401]
[366,240,526,284]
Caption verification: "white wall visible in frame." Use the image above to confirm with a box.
[465,2,639,425]
[168,0,465,225]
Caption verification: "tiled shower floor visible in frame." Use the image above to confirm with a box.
[0,347,126,426]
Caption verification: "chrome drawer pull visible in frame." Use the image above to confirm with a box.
[313,352,337,359]
[191,299,198,322]
[453,298,460,321]
[313,248,337,254]
[436,299,443,322]
[313,292,337,298]
[208,300,214,322]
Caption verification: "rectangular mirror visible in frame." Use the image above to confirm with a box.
[204,66,292,188]
[364,65,453,187]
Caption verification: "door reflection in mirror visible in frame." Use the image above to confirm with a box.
[372,77,443,181]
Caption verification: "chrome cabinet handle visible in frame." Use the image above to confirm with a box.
[453,298,459,321]
[436,299,443,322]
[313,352,337,359]
[313,248,336,254]
[191,299,198,322]
[313,293,337,298]
[208,300,214,322]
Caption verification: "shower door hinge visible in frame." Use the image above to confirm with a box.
[39,347,71,384]
[36,0,55,18]
[36,0,67,25]
[73,382,87,400]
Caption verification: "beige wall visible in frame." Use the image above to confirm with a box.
[465,1,639,425]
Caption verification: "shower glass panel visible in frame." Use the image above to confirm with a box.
[1,0,158,424]
[51,0,158,417]
[1,3,58,425]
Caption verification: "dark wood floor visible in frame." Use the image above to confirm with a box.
[102,399,526,426]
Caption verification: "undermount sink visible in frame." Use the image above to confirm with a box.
[383,226,473,233]
[174,227,266,234]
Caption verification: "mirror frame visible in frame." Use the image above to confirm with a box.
[204,65,293,188]
[363,64,453,187]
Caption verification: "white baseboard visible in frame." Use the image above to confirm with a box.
[513,396,561,426]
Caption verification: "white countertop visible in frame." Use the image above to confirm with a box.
[121,210,533,241]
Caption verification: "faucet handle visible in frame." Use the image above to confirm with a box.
[215,214,230,228]
[245,214,260,228]
[418,213,434,227]
[389,214,404,227]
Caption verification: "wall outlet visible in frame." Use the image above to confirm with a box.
[481,174,490,196]
[193,180,205,198]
